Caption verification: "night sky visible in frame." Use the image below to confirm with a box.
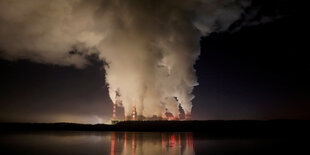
[0,0,309,123]
[192,0,309,120]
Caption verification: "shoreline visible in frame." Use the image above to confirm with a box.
[1,120,310,138]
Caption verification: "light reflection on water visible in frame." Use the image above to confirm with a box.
[0,132,195,155]
[110,132,194,155]
[0,131,299,154]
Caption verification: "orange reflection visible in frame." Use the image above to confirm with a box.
[169,134,176,154]
[110,132,194,155]
[111,132,115,155]
[185,133,194,150]
[132,132,135,155]
[161,133,164,153]
[161,133,164,146]
[189,133,193,150]
[186,133,189,149]
[124,132,127,153]
[169,134,176,148]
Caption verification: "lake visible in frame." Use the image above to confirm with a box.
[0,131,306,154]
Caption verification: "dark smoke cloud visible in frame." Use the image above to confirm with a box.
[228,0,295,32]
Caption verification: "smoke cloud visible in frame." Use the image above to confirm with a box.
[0,0,248,118]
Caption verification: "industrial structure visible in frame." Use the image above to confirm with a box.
[131,105,136,120]
[111,90,122,124]
[110,90,191,123]
[111,103,190,123]
[111,100,121,124]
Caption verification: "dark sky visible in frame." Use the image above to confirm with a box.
[192,0,309,119]
[0,0,309,123]
[0,56,113,123]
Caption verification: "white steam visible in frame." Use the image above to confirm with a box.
[0,0,247,118]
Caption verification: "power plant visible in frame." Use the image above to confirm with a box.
[110,89,191,124]
[111,99,191,124]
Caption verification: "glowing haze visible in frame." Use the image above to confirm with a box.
[0,0,247,119]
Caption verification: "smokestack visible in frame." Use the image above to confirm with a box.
[132,105,136,121]
[113,89,121,120]
[113,101,117,120]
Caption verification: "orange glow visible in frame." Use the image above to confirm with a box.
[168,116,175,120]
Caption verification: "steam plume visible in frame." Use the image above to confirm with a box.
[0,0,248,118]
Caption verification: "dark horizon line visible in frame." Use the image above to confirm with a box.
[1,120,310,139]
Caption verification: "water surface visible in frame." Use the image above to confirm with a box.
[0,131,305,154]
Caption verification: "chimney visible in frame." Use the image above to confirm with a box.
[113,101,117,119]
[132,105,136,120]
